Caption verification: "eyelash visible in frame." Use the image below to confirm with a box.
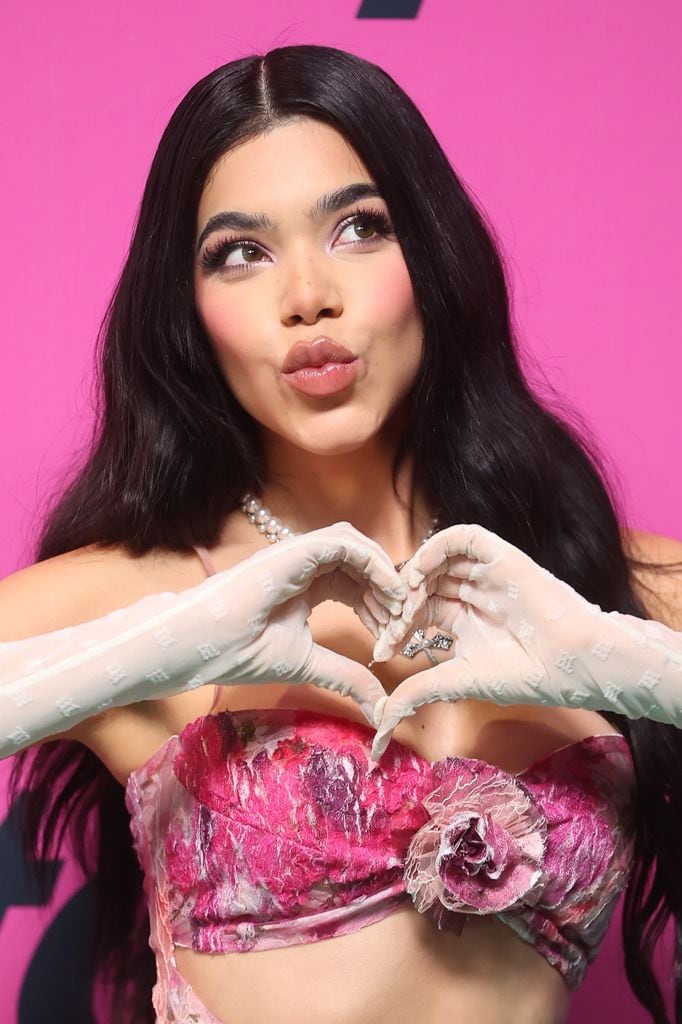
[199,206,394,275]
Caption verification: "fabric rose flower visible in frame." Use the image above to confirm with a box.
[404,758,547,915]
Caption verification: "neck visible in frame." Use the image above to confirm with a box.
[248,424,436,568]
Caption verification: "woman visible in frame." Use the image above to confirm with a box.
[2,43,682,1024]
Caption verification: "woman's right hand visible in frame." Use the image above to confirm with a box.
[206,522,408,723]
[0,523,407,757]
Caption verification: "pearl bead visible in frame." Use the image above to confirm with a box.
[239,492,440,553]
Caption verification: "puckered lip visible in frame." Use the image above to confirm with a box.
[281,336,357,373]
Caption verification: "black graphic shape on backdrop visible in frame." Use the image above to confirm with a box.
[358,0,424,17]
[0,790,62,924]
[19,883,96,1024]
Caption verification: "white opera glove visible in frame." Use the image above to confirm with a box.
[0,523,408,759]
[369,523,682,760]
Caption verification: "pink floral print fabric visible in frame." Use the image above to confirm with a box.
[125,708,636,1018]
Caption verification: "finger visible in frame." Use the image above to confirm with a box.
[356,587,391,639]
[444,557,482,581]
[372,601,438,661]
[331,539,407,610]
[263,526,406,605]
[363,587,391,627]
[306,571,402,642]
[329,522,405,574]
[374,596,462,663]
[399,558,477,604]
[406,575,500,626]
[422,594,460,632]
[401,584,461,633]
[352,583,391,639]
[355,600,382,640]
[395,576,460,627]
[372,628,404,663]
[369,590,406,618]
[399,580,429,622]
[368,577,406,616]
[428,576,470,603]
[302,642,389,726]
[370,659,475,760]
[454,580,510,623]
[375,577,443,657]
[404,525,503,588]
[373,604,428,660]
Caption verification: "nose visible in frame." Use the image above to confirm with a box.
[279,245,343,326]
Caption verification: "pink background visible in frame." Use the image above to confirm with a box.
[1,0,680,1019]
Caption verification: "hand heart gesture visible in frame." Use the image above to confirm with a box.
[368,523,618,761]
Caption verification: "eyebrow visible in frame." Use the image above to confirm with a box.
[195,181,383,253]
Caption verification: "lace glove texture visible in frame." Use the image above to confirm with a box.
[0,523,407,759]
[369,523,682,760]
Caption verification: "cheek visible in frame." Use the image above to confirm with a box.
[195,279,257,367]
[377,263,423,399]
[364,258,421,333]
[363,259,423,381]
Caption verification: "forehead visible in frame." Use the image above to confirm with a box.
[198,119,372,216]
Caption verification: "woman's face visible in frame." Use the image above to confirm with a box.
[193,118,423,455]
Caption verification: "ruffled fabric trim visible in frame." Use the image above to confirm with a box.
[404,758,547,915]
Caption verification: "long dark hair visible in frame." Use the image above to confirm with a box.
[9,44,681,1022]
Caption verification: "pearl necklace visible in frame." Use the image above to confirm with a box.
[239,492,453,666]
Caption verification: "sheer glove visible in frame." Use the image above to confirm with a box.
[0,523,407,759]
[369,523,682,760]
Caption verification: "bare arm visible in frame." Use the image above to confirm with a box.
[0,527,403,759]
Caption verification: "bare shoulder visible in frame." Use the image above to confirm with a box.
[620,527,682,630]
[0,542,205,640]
[0,541,211,752]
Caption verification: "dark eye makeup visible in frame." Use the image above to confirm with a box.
[198,206,394,276]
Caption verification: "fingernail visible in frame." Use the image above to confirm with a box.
[403,597,414,618]
[389,618,405,641]
[407,567,422,589]
[372,695,388,727]
[373,635,392,661]
[371,732,390,761]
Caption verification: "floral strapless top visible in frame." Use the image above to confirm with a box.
[124,708,636,993]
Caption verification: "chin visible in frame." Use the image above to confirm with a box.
[289,433,377,456]
[263,406,388,453]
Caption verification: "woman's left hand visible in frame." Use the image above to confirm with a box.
[369,523,626,761]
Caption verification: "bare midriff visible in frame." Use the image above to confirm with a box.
[174,901,571,1024]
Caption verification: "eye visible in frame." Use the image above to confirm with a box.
[198,206,394,276]
[335,208,394,246]
[198,239,268,275]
